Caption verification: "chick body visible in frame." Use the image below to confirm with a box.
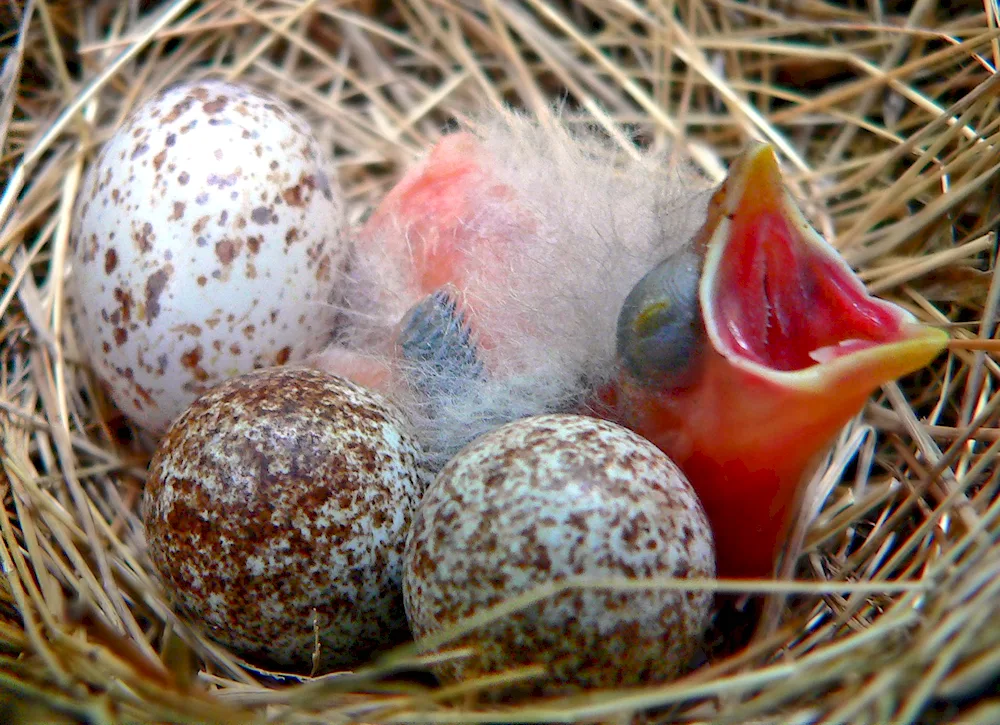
[313,110,713,469]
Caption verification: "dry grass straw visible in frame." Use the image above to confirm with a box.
[1,0,998,722]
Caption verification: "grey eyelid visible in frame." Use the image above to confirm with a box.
[399,288,485,396]
[617,249,704,385]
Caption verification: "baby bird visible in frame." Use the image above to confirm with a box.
[314,109,713,468]
[613,144,946,580]
[313,109,947,581]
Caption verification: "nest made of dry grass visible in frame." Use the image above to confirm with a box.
[1,0,999,723]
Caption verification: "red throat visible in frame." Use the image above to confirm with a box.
[715,205,903,371]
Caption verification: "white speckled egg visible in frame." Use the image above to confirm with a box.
[403,413,715,698]
[141,366,428,672]
[70,79,347,436]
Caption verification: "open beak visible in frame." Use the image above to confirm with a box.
[615,143,947,580]
[699,143,947,399]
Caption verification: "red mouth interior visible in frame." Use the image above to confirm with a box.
[710,208,904,371]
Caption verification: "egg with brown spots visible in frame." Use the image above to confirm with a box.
[70,78,347,436]
[141,366,428,672]
[403,413,715,698]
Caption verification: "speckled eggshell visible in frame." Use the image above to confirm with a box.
[70,79,347,436]
[403,413,715,697]
[141,366,428,672]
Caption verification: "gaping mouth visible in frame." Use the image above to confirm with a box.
[700,144,947,389]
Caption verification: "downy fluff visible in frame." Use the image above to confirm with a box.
[311,108,716,470]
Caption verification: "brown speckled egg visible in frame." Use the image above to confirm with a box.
[141,366,428,672]
[70,78,347,436]
[403,413,715,697]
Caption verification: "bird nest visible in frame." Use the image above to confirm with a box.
[1,0,999,723]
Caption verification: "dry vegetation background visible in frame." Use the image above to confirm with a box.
[1,0,999,723]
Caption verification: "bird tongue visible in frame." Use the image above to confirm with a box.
[700,143,947,390]
[808,340,880,364]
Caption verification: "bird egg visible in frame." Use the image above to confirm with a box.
[70,79,347,435]
[142,366,427,672]
[403,413,716,698]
